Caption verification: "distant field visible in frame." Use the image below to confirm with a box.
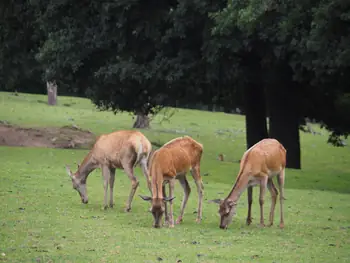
[0,91,349,262]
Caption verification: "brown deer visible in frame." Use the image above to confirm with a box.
[139,136,204,228]
[210,138,286,230]
[65,130,152,211]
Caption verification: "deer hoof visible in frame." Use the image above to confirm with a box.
[176,217,183,224]
[103,206,108,210]
[109,204,114,208]
[169,224,175,228]
[259,223,266,228]
[246,219,252,225]
[279,223,285,229]
[124,207,131,212]
[195,218,201,223]
[267,223,273,227]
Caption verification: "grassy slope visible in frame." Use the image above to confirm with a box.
[0,92,349,263]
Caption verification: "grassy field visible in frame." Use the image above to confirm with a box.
[0,91,350,263]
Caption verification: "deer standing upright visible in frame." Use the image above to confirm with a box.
[210,138,286,229]
[65,130,152,211]
[140,136,204,228]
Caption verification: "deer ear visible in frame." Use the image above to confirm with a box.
[208,199,223,204]
[139,195,152,201]
[65,165,73,178]
[163,196,175,202]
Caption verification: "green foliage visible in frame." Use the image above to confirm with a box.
[0,1,44,93]
[210,0,350,145]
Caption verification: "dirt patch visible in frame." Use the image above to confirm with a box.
[0,123,96,149]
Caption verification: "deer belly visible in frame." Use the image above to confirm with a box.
[247,179,260,187]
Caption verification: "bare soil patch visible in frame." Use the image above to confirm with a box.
[0,123,96,149]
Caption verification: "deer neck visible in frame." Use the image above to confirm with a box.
[227,172,250,202]
[75,152,97,183]
[151,169,164,199]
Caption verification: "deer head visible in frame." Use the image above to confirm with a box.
[65,165,88,204]
[209,198,237,229]
[139,195,175,228]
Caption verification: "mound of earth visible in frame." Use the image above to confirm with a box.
[0,123,96,149]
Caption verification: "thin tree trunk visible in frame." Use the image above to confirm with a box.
[266,74,301,169]
[47,81,57,106]
[133,112,150,129]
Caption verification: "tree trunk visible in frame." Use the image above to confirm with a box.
[266,75,301,169]
[133,112,150,129]
[244,83,269,148]
[47,81,57,106]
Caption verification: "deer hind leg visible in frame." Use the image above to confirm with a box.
[176,174,191,224]
[267,178,278,227]
[190,165,204,223]
[259,175,268,227]
[246,186,253,225]
[109,168,116,208]
[277,169,285,229]
[102,166,111,210]
[168,179,175,228]
[123,164,139,212]
[140,157,152,195]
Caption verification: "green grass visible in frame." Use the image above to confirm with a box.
[0,91,350,263]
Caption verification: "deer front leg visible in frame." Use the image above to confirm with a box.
[123,165,139,212]
[176,174,190,224]
[259,175,268,227]
[277,169,285,229]
[162,183,169,225]
[246,186,253,225]
[102,166,110,210]
[191,166,204,223]
[109,168,116,208]
[267,178,278,226]
[168,179,175,228]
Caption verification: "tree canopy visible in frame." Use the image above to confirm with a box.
[1,0,350,165]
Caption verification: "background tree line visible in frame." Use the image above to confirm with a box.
[1,0,350,169]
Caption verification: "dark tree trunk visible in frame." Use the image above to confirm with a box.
[133,112,150,129]
[266,72,301,169]
[244,83,269,148]
[47,81,57,106]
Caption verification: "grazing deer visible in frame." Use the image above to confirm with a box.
[139,136,204,228]
[210,138,286,230]
[65,130,152,211]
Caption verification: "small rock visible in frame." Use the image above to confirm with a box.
[18,207,25,211]
[157,257,163,261]
[329,244,336,246]
[1,253,5,257]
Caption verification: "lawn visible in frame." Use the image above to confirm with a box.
[0,91,349,263]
